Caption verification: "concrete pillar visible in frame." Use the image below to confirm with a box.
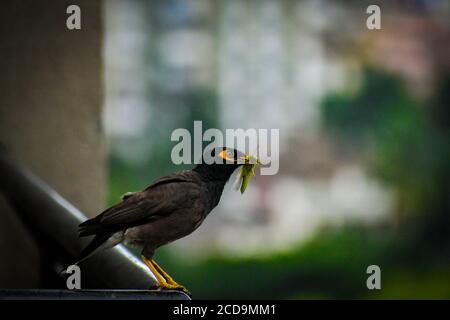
[0,0,104,288]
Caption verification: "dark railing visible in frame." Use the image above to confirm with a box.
[0,151,190,300]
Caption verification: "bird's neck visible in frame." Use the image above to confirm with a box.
[193,163,240,210]
[206,180,227,209]
[193,163,239,182]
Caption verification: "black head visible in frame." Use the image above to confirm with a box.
[193,147,247,181]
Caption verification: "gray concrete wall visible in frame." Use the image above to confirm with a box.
[0,0,104,288]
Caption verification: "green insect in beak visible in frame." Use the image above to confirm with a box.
[234,155,260,194]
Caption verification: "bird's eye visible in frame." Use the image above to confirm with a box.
[227,150,234,158]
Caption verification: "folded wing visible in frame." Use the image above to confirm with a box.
[78,171,200,236]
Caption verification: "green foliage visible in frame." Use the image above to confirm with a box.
[322,68,450,219]
[155,222,450,299]
[316,68,450,298]
[156,225,393,299]
[321,69,409,143]
[371,267,450,299]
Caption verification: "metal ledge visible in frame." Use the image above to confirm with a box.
[0,289,187,300]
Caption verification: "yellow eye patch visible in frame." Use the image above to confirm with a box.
[218,149,234,161]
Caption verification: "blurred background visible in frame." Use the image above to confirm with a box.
[1,0,450,299]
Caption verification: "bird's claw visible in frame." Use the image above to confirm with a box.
[153,283,192,297]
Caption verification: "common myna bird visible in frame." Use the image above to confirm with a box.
[76,147,258,295]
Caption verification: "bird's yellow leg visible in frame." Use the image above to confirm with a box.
[141,256,191,296]
[151,259,178,285]
[141,255,168,288]
[151,259,191,296]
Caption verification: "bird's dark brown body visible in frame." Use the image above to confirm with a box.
[122,170,226,258]
[77,149,241,262]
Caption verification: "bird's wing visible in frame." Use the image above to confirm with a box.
[79,171,201,236]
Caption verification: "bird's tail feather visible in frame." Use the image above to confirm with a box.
[78,217,102,237]
[75,233,113,265]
